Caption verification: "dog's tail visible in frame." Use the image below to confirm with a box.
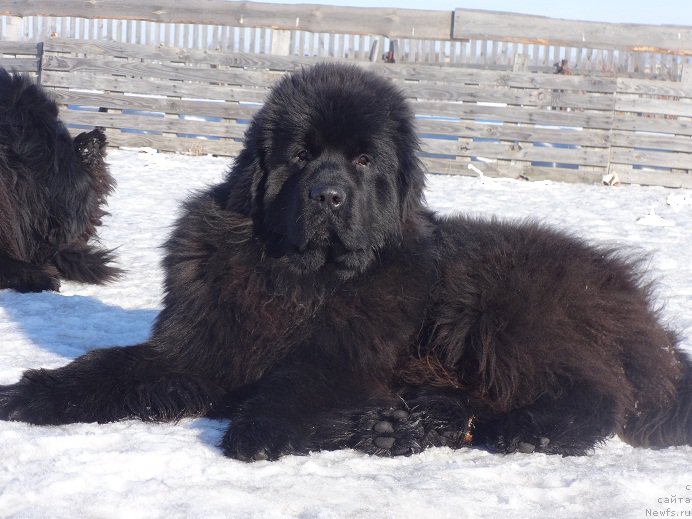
[623,347,692,447]
[51,245,122,285]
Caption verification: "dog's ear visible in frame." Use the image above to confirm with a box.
[225,113,266,216]
[387,95,426,221]
[397,132,426,221]
[399,159,426,221]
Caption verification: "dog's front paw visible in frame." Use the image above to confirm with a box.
[221,418,298,462]
[477,413,595,457]
[494,434,552,454]
[0,370,77,425]
[350,406,427,456]
[0,382,37,422]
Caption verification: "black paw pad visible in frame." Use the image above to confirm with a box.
[250,448,270,462]
[373,421,395,434]
[509,436,551,454]
[517,442,536,453]
[373,436,395,449]
[356,407,424,457]
[390,409,410,421]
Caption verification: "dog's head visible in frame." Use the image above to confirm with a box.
[229,63,425,280]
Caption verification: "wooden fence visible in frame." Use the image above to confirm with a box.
[0,40,41,76]
[2,0,692,79]
[2,37,691,188]
[1,2,691,187]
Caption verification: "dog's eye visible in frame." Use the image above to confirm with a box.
[355,154,370,167]
[295,150,309,162]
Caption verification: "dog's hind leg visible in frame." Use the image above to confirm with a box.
[0,342,224,425]
[471,383,621,455]
[620,348,692,448]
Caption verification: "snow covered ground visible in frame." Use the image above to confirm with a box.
[1,149,691,519]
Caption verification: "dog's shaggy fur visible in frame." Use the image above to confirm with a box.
[0,69,119,292]
[1,64,690,460]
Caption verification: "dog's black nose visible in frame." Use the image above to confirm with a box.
[309,184,346,209]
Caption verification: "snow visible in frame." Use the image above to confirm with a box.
[1,149,691,519]
[637,208,676,228]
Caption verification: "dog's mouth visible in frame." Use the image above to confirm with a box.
[297,233,359,262]
[277,227,373,278]
[260,208,374,278]
[297,228,348,254]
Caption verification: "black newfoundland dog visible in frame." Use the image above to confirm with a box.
[0,69,119,292]
[1,64,690,460]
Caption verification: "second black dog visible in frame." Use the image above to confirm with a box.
[0,69,120,292]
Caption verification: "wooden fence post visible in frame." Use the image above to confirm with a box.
[3,16,24,41]
[36,41,44,85]
[512,53,528,72]
[271,29,292,56]
[682,63,692,87]
[368,38,380,62]
[603,79,619,185]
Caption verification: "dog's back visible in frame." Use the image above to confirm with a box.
[0,68,59,116]
[0,69,57,261]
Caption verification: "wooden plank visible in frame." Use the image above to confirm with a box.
[420,157,605,183]
[371,65,618,93]
[91,129,245,156]
[453,9,692,55]
[613,113,692,137]
[0,41,40,55]
[611,130,692,154]
[490,160,605,183]
[41,71,270,104]
[420,158,489,177]
[418,137,458,156]
[683,63,692,87]
[608,165,692,188]
[401,83,616,110]
[411,101,615,130]
[40,38,376,75]
[1,0,453,40]
[59,109,249,140]
[0,57,39,73]
[41,54,287,87]
[260,27,268,54]
[610,147,692,170]
[617,77,692,99]
[615,96,692,118]
[452,140,609,166]
[508,165,605,184]
[415,119,611,148]
[419,136,608,167]
[46,89,261,120]
[512,53,528,73]
[43,38,315,73]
